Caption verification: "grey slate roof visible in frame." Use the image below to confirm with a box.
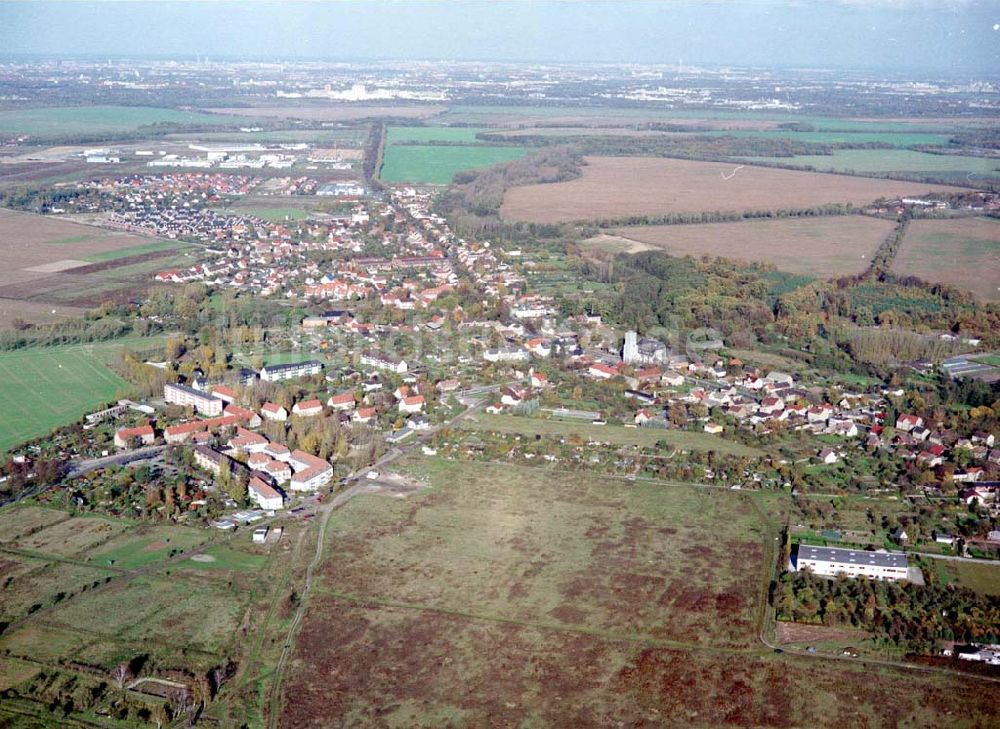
[797,545,908,569]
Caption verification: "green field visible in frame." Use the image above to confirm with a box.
[81,240,186,263]
[928,559,1000,596]
[379,144,530,184]
[0,341,134,453]
[214,205,312,222]
[741,149,1000,180]
[89,525,210,569]
[439,105,964,132]
[0,105,259,138]
[386,125,487,144]
[460,412,763,456]
[184,545,268,572]
[701,130,953,147]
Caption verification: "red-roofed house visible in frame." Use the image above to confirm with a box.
[399,395,425,414]
[224,403,261,428]
[588,362,620,380]
[114,424,155,449]
[211,385,238,404]
[292,399,323,417]
[261,402,288,422]
[353,406,377,424]
[327,392,356,411]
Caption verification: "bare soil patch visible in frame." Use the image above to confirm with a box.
[501,156,967,224]
[610,215,896,278]
[776,621,872,645]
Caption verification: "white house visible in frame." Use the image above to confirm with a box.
[249,478,284,510]
[261,402,288,422]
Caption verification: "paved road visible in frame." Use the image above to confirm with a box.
[66,445,166,478]
[908,550,1000,565]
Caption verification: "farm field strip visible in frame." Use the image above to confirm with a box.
[380,143,529,184]
[893,217,1000,301]
[607,215,896,279]
[500,156,969,224]
[741,149,1000,179]
[385,125,488,144]
[0,105,260,137]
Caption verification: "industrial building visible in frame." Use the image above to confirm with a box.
[792,545,910,581]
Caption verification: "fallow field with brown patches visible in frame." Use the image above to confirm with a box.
[500,156,967,224]
[0,208,187,326]
[893,217,1000,301]
[606,215,897,278]
[280,457,998,727]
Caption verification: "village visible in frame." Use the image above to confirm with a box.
[4,168,994,581]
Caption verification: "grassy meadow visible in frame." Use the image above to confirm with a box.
[380,143,529,184]
[0,341,136,454]
[0,106,259,138]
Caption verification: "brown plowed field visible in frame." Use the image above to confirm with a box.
[606,215,896,278]
[500,156,968,223]
[893,217,1000,301]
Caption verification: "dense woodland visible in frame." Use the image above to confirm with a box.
[774,568,1000,653]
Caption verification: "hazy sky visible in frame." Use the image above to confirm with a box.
[0,1,997,74]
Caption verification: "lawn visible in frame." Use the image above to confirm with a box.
[183,545,267,572]
[380,144,529,184]
[0,105,258,138]
[88,525,210,569]
[459,412,763,456]
[0,342,134,454]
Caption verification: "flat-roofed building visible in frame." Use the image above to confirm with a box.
[164,383,224,416]
[260,360,323,382]
[793,545,909,581]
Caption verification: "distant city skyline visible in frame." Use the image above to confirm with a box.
[0,0,997,74]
